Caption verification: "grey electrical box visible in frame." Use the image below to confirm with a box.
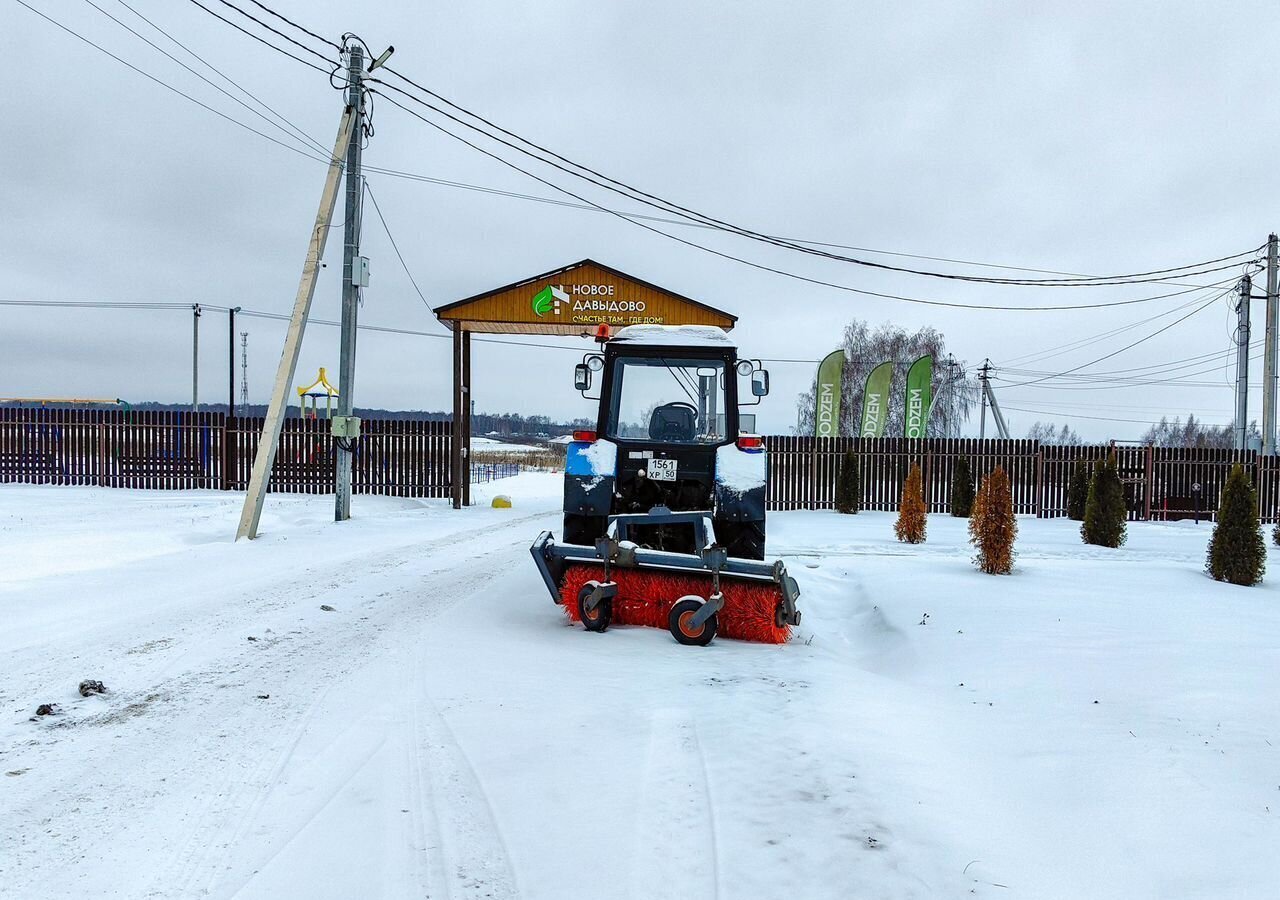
[331,415,362,438]
[355,256,370,288]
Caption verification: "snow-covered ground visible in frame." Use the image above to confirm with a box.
[2,479,1277,899]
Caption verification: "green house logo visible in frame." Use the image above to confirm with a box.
[532,284,567,317]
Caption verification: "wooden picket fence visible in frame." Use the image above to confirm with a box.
[5,408,1280,521]
[764,436,1280,523]
[0,408,452,497]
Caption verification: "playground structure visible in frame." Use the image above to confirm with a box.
[296,368,339,420]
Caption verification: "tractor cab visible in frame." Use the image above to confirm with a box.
[565,325,771,559]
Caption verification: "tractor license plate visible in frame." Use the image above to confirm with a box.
[648,458,678,481]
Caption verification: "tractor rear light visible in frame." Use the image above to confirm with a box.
[573,430,597,443]
[737,435,764,451]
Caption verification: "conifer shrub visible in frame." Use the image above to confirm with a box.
[970,465,1017,574]
[1206,464,1266,586]
[895,461,927,544]
[950,456,975,518]
[835,451,860,514]
[1082,452,1127,548]
[1272,521,1280,548]
[1066,458,1090,521]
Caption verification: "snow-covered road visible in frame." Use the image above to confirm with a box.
[2,477,1278,899]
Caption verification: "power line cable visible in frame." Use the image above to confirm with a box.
[15,0,336,165]
[178,5,1269,295]
[204,0,337,67]
[998,289,1230,367]
[112,0,329,156]
[363,178,431,310]
[189,4,1267,294]
[181,0,339,75]
[996,352,1262,389]
[1000,404,1235,428]
[996,286,1237,387]
[372,90,1251,313]
[82,0,326,158]
[242,0,342,51]
[351,165,1248,291]
[368,71,1262,287]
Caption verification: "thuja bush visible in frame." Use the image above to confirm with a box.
[950,456,975,518]
[1066,458,1089,521]
[895,462,927,544]
[1206,464,1266,586]
[1082,452,1127,548]
[836,451,860,514]
[970,465,1017,574]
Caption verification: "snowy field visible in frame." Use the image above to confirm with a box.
[2,477,1278,899]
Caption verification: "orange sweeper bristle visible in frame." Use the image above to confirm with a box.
[559,563,791,644]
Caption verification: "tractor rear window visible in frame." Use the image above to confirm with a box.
[607,356,726,443]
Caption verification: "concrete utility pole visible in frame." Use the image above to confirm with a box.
[236,105,357,540]
[192,304,201,413]
[334,43,365,523]
[977,359,1009,439]
[978,359,990,439]
[1263,234,1279,455]
[1236,275,1252,451]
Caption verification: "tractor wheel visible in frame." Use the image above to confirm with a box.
[716,520,766,560]
[564,513,606,547]
[577,583,612,633]
[668,597,717,646]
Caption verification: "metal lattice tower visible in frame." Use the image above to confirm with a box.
[240,332,249,408]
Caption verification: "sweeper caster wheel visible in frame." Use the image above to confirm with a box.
[669,597,717,647]
[577,583,612,633]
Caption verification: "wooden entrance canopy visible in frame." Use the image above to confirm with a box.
[433,259,737,507]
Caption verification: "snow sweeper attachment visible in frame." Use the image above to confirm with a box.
[530,508,801,646]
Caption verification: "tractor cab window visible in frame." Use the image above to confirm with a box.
[607,356,727,444]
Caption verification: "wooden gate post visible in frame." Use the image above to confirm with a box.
[97,421,107,488]
[1143,443,1154,521]
[808,437,818,510]
[1029,445,1039,517]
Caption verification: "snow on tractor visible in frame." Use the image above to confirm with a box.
[530,324,801,646]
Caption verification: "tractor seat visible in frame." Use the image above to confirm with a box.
[649,403,697,442]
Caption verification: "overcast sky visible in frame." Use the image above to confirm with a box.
[5,0,1279,438]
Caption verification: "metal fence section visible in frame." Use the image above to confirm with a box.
[470,462,520,483]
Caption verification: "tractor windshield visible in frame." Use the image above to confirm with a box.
[607,356,727,444]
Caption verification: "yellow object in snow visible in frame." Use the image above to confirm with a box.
[491,495,513,508]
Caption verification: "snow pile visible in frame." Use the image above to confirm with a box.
[715,443,766,493]
[580,438,617,476]
[611,324,734,347]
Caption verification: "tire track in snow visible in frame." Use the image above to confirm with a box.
[409,647,520,900]
[15,512,549,899]
[153,680,340,898]
[197,540,522,898]
[628,709,720,900]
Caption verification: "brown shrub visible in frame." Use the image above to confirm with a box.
[894,462,927,544]
[969,465,1017,574]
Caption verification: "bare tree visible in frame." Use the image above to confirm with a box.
[795,320,979,436]
[1026,421,1083,445]
[1140,413,1259,449]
